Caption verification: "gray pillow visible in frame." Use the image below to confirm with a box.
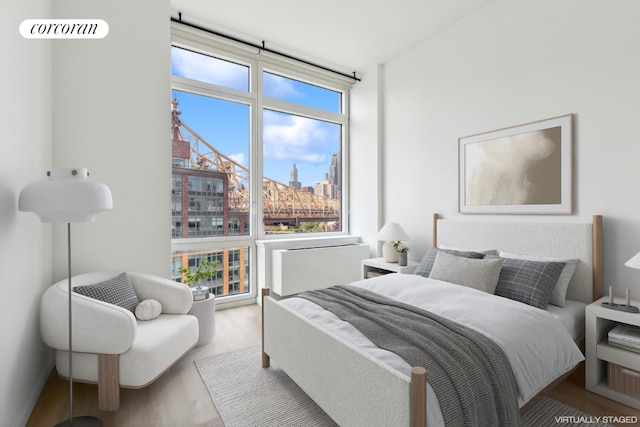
[73,272,140,313]
[494,258,566,309]
[498,251,578,307]
[414,247,486,278]
[429,251,504,293]
[438,245,499,256]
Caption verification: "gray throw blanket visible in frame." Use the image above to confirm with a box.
[298,285,520,427]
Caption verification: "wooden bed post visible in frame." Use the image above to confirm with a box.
[261,288,271,368]
[410,366,427,427]
[593,215,603,300]
[432,213,440,247]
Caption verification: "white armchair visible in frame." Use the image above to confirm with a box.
[40,271,199,411]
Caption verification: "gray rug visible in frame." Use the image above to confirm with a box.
[195,345,612,427]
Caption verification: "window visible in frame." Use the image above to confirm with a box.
[171,46,249,91]
[171,25,352,304]
[263,71,341,112]
[262,109,342,233]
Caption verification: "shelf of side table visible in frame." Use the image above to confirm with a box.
[361,257,418,280]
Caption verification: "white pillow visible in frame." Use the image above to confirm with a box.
[498,251,579,307]
[429,250,504,294]
[135,299,162,321]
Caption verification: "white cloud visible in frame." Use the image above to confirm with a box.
[229,152,247,168]
[171,47,247,91]
[263,73,302,100]
[263,111,335,164]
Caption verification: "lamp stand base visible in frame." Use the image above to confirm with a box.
[382,241,399,263]
[55,416,103,427]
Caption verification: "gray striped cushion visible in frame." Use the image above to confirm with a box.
[429,251,504,293]
[494,259,565,309]
[73,272,139,313]
[414,247,486,278]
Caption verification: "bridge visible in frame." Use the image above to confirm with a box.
[171,100,340,228]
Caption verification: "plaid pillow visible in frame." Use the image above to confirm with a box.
[494,259,565,309]
[73,272,139,313]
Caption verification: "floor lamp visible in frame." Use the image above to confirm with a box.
[19,168,113,427]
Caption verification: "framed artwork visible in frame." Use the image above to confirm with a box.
[459,114,572,214]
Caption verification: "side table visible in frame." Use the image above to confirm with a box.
[188,295,216,346]
[361,257,418,280]
[586,296,640,409]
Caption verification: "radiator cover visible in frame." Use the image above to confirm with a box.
[272,244,369,296]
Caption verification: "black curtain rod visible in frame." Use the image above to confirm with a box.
[171,14,361,82]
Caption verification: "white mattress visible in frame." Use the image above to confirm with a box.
[281,273,584,425]
[547,299,586,340]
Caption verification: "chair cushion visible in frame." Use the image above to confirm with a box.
[55,314,199,387]
[73,272,140,313]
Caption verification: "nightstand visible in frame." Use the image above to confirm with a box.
[586,296,640,409]
[361,257,418,280]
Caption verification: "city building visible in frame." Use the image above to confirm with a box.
[289,163,301,190]
[170,100,249,295]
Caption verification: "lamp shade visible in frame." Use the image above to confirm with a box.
[19,168,113,223]
[376,222,410,242]
[626,252,640,270]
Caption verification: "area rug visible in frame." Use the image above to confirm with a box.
[195,345,612,427]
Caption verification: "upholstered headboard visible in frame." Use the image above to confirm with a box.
[432,214,603,304]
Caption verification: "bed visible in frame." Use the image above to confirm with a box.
[261,214,603,427]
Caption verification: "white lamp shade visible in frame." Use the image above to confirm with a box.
[19,168,113,223]
[626,252,640,270]
[376,222,410,242]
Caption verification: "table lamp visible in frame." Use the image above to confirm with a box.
[19,168,113,427]
[377,222,410,263]
[625,252,640,270]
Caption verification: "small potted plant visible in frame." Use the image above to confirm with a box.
[394,242,410,266]
[178,259,220,301]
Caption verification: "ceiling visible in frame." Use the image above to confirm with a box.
[170,0,494,77]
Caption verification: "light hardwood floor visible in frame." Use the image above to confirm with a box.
[27,304,640,427]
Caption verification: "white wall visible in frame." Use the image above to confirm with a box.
[350,65,384,255]
[52,0,171,280]
[372,0,640,298]
[2,1,170,425]
[1,2,54,426]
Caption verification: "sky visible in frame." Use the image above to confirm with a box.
[171,46,341,187]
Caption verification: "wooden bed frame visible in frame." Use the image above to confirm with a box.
[262,214,603,427]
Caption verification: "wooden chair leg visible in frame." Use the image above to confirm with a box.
[98,353,120,411]
[261,288,271,368]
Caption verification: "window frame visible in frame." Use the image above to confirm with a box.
[171,23,353,305]
[257,61,351,239]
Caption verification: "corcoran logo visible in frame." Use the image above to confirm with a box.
[19,19,109,39]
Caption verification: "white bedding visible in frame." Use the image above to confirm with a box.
[281,273,584,425]
[547,299,586,340]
